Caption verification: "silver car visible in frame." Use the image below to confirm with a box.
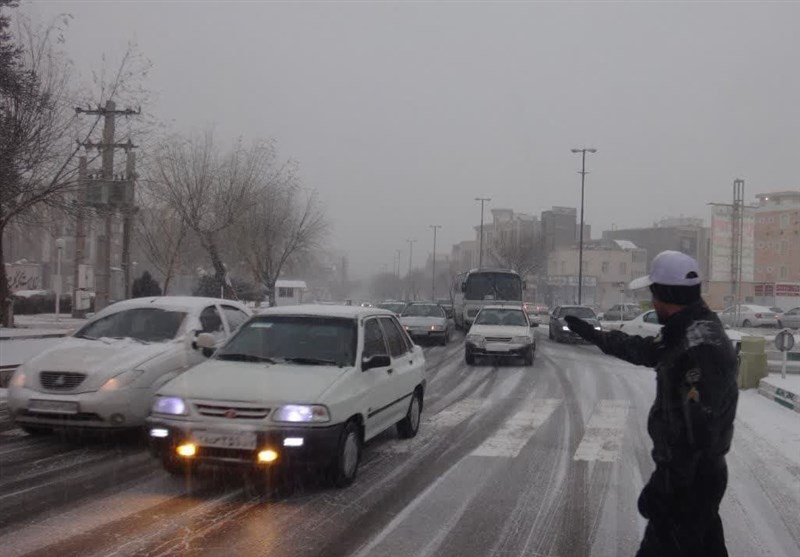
[399,302,453,345]
[780,307,800,329]
[717,304,782,328]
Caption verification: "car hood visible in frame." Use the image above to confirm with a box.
[468,324,530,337]
[23,337,176,381]
[157,359,352,404]
[400,316,446,327]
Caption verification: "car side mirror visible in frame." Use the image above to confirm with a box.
[362,354,391,371]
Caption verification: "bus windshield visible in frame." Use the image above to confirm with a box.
[464,273,522,301]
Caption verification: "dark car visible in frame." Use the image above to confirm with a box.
[548,305,602,343]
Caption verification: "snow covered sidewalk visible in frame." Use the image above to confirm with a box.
[759,373,800,413]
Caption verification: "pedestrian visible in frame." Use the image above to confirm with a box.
[564,250,738,557]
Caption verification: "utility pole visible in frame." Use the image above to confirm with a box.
[571,147,597,305]
[475,197,491,269]
[407,239,416,300]
[429,225,441,300]
[72,156,88,317]
[76,101,139,311]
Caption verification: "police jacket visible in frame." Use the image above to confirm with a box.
[594,301,738,488]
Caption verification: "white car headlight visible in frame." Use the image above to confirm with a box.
[152,396,188,416]
[10,367,27,389]
[562,325,570,331]
[431,324,445,331]
[100,369,144,391]
[594,326,602,331]
[512,336,531,344]
[273,404,330,423]
[466,334,484,344]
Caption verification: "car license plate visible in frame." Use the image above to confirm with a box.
[485,342,512,352]
[28,399,79,414]
[194,430,257,450]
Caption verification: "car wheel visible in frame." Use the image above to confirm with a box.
[20,425,53,436]
[162,456,196,478]
[742,319,751,328]
[523,346,534,366]
[465,349,475,366]
[331,420,361,488]
[397,390,422,439]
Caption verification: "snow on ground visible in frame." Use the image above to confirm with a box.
[736,389,800,466]
[0,328,70,339]
[763,372,800,395]
[12,313,87,330]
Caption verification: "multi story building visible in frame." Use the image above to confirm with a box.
[546,239,647,309]
[450,240,479,273]
[602,217,709,272]
[752,191,800,309]
[541,206,577,253]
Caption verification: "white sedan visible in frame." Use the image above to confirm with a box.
[464,306,537,366]
[147,305,426,487]
[7,296,250,434]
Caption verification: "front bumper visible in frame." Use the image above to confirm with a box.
[465,341,532,357]
[146,417,345,468]
[405,328,447,339]
[7,386,149,429]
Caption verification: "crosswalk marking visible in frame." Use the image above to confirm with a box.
[471,397,562,458]
[382,397,484,454]
[573,399,630,462]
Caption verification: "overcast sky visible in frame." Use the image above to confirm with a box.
[26,1,800,277]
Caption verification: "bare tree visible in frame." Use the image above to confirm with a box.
[134,194,188,294]
[239,180,328,306]
[489,234,546,279]
[148,131,265,298]
[0,9,148,325]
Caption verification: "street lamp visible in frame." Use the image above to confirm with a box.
[54,237,66,321]
[406,239,417,300]
[429,225,442,300]
[570,148,597,304]
[475,197,491,268]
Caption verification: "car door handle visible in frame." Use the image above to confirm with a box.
[386,368,394,374]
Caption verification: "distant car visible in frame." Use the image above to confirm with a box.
[147,304,426,487]
[7,297,251,434]
[548,305,601,343]
[780,307,800,329]
[718,304,782,328]
[376,301,407,315]
[621,309,743,352]
[465,305,537,366]
[601,303,642,322]
[399,302,453,345]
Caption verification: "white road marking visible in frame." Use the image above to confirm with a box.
[573,399,631,462]
[382,398,484,454]
[471,397,562,458]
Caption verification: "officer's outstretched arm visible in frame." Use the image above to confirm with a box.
[564,316,661,368]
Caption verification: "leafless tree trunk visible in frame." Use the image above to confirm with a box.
[134,194,188,294]
[489,234,546,279]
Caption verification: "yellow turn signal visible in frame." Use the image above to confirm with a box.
[176,443,197,457]
[258,449,279,463]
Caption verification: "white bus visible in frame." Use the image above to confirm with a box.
[450,268,525,330]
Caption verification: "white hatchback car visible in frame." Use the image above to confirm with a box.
[146,305,426,487]
[464,305,537,366]
[620,309,743,352]
[7,297,251,433]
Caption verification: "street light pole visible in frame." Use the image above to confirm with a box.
[429,225,442,300]
[54,238,65,321]
[570,148,597,305]
[475,197,491,269]
[407,239,416,300]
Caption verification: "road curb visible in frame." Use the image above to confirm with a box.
[758,378,800,413]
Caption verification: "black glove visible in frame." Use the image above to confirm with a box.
[564,315,600,343]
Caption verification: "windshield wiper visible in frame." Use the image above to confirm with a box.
[282,357,340,366]
[74,333,96,340]
[216,353,277,363]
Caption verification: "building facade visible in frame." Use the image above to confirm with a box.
[752,191,800,309]
[541,206,577,253]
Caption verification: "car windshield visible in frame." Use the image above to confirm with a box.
[464,273,522,301]
[216,315,357,367]
[475,309,528,326]
[402,304,444,318]
[74,308,186,343]
[377,302,407,314]
[558,307,596,319]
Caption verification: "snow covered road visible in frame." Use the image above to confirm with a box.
[0,334,798,557]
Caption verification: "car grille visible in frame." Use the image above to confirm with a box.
[485,337,512,343]
[40,372,86,391]
[194,402,270,420]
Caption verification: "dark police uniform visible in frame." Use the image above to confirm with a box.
[567,300,738,556]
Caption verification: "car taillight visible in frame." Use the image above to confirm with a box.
[755,313,762,318]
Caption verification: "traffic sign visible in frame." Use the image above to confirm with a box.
[775,329,795,352]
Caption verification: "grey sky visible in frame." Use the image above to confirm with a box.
[28,1,800,277]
